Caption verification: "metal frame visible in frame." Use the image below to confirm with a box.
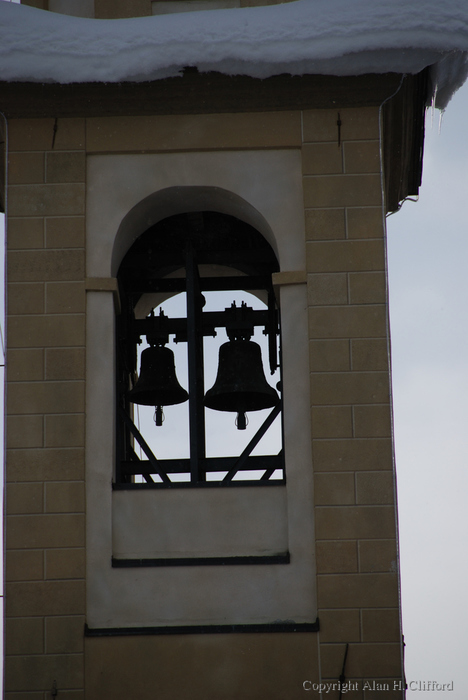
[85,619,320,637]
[115,213,284,488]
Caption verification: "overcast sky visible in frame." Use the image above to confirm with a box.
[387,80,468,696]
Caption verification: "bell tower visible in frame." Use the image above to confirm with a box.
[0,0,435,697]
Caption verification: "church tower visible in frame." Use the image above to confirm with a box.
[0,1,434,697]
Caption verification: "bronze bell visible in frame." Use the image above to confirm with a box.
[204,339,279,429]
[128,345,189,409]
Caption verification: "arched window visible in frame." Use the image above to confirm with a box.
[115,211,284,488]
[86,160,315,631]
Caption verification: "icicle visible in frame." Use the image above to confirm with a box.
[438,109,445,135]
[430,83,438,129]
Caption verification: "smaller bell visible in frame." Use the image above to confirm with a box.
[204,339,279,429]
[128,345,188,409]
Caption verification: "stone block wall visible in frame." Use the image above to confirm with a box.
[4,107,403,698]
[303,108,402,699]
[5,118,86,698]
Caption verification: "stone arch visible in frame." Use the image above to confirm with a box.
[111,186,279,277]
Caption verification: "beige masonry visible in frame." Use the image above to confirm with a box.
[4,98,404,697]
[5,116,86,698]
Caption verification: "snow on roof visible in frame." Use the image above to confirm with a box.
[1,0,468,108]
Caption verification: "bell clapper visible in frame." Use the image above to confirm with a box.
[154,405,165,427]
[235,411,248,430]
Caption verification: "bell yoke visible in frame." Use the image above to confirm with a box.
[128,300,279,431]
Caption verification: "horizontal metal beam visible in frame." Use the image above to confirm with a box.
[119,454,282,476]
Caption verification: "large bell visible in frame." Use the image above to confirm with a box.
[204,339,279,429]
[128,345,188,408]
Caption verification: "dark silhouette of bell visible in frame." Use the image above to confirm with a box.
[204,340,279,426]
[128,346,188,407]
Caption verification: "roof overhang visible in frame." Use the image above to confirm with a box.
[0,68,429,214]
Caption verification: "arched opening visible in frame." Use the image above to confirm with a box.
[111,185,279,277]
[115,210,284,487]
[86,152,315,626]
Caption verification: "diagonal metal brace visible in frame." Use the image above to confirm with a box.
[129,446,154,483]
[118,406,171,485]
[223,403,281,482]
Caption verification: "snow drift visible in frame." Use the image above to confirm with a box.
[1,0,468,107]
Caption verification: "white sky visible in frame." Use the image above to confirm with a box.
[387,82,468,696]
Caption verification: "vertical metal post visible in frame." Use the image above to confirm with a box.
[267,288,278,374]
[185,243,206,482]
[115,312,129,484]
